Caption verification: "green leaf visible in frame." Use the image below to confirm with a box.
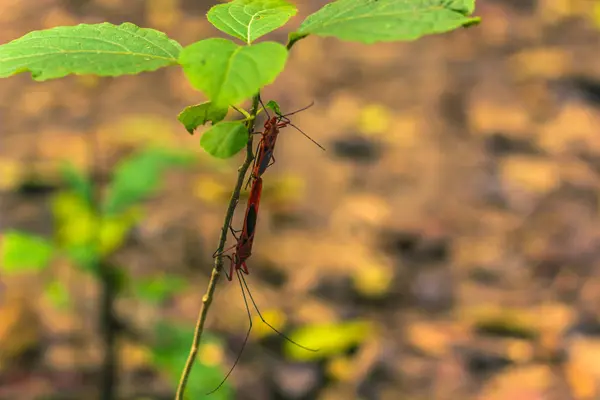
[284,320,372,361]
[0,22,182,81]
[45,280,71,310]
[53,192,97,248]
[179,38,287,108]
[65,243,100,275]
[207,0,297,44]
[103,148,195,215]
[134,275,187,304]
[291,0,481,45]
[99,210,142,256]
[178,102,229,135]
[60,162,94,207]
[1,231,54,273]
[264,99,282,115]
[200,121,249,159]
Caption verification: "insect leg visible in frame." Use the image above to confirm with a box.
[238,274,318,352]
[206,269,254,395]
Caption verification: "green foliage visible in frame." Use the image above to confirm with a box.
[52,191,140,274]
[290,0,480,44]
[200,121,249,159]
[178,102,229,134]
[264,100,282,115]
[179,38,288,108]
[0,0,481,160]
[0,231,54,273]
[51,149,194,274]
[284,320,372,361]
[208,0,297,44]
[152,322,234,399]
[103,147,196,216]
[0,23,181,80]
[134,275,187,304]
[60,162,94,207]
[44,279,71,310]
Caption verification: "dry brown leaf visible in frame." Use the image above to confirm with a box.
[534,303,575,354]
[567,337,600,399]
[537,104,600,155]
[499,156,560,194]
[0,294,42,370]
[509,47,571,80]
[405,321,456,357]
[478,365,552,400]
[565,360,596,400]
[454,236,505,269]
[469,101,532,134]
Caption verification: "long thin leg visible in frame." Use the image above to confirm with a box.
[206,269,254,395]
[213,243,236,259]
[229,225,241,241]
[239,261,249,275]
[238,274,318,352]
[226,255,235,281]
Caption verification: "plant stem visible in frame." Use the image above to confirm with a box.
[99,262,118,400]
[88,126,119,400]
[175,94,260,400]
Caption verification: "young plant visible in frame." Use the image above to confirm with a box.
[0,0,480,398]
[0,148,196,398]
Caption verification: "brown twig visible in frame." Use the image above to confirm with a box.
[175,94,260,400]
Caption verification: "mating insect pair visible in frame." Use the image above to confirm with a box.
[208,100,325,394]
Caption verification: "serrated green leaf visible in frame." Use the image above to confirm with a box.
[291,0,480,45]
[60,162,94,207]
[264,99,282,115]
[0,231,54,273]
[208,0,297,44]
[134,275,187,304]
[103,148,195,215]
[0,22,182,81]
[178,102,229,135]
[284,320,372,361]
[179,38,287,108]
[45,280,71,310]
[200,121,249,158]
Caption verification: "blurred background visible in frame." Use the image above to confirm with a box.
[1,0,600,399]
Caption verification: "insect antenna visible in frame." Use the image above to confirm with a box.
[239,273,319,352]
[258,96,272,120]
[280,118,326,151]
[205,269,254,395]
[280,101,315,118]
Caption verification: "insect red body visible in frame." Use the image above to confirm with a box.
[218,176,263,281]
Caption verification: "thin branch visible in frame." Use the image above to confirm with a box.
[175,93,261,400]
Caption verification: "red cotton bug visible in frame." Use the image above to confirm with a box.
[213,176,264,281]
[245,99,326,190]
[208,128,321,393]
